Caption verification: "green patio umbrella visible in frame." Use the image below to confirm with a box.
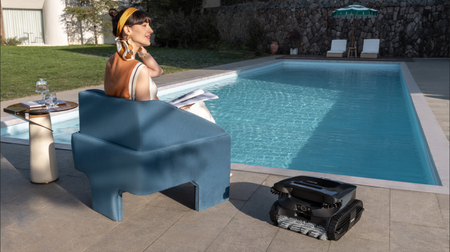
[331,5,378,48]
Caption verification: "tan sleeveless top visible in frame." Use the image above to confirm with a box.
[104,52,157,100]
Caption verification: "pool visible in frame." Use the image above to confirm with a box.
[1,61,441,186]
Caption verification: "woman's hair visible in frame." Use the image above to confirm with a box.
[109,8,151,38]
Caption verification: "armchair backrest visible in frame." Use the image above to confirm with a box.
[78,89,227,151]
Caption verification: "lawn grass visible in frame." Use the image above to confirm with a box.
[1,44,265,101]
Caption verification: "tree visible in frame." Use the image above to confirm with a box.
[129,0,202,18]
[65,0,119,46]
[1,3,5,43]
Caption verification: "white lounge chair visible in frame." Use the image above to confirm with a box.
[326,40,347,57]
[360,39,380,58]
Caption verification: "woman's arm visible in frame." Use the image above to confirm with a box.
[138,47,163,78]
[135,66,160,101]
[135,67,151,101]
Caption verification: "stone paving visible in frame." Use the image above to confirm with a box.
[1,56,449,252]
[405,58,450,141]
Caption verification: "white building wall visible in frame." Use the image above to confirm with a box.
[2,0,111,46]
[1,0,45,9]
[42,0,68,45]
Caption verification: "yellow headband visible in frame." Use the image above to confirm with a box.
[116,8,139,37]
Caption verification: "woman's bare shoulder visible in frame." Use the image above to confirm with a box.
[138,66,149,76]
[135,66,151,100]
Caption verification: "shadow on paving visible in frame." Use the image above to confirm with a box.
[424,94,450,101]
[1,143,274,224]
[1,143,91,208]
[160,181,275,224]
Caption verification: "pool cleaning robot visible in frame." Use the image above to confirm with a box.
[269,176,364,240]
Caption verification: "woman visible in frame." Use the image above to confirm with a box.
[105,8,215,123]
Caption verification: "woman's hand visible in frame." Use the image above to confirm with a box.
[180,104,194,110]
[137,47,148,59]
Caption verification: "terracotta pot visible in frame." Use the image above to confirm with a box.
[270,41,278,55]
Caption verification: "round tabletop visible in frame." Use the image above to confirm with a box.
[6,101,78,116]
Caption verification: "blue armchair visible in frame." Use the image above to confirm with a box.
[71,89,231,221]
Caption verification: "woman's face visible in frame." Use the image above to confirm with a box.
[128,22,153,47]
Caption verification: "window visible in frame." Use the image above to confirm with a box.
[3,8,44,44]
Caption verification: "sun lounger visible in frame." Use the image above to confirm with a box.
[360,39,380,58]
[326,40,347,57]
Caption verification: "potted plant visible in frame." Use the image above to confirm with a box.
[288,28,301,55]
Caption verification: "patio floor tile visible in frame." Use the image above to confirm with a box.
[390,221,449,252]
[267,228,331,252]
[20,212,119,252]
[84,204,189,252]
[328,236,389,252]
[205,212,279,252]
[144,200,245,252]
[1,227,44,252]
[390,189,445,228]
[237,174,286,224]
[343,185,390,242]
[229,170,270,201]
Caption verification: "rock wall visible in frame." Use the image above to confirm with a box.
[208,0,449,57]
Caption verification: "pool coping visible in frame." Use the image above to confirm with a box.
[1,59,448,195]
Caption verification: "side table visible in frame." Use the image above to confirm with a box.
[4,102,78,183]
[347,47,358,58]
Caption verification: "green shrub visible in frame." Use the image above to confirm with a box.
[214,41,246,51]
[189,13,220,47]
[3,37,22,46]
[154,11,220,48]
[247,17,266,51]
[288,28,301,48]
[155,10,191,48]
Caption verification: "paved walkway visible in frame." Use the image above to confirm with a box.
[1,57,449,252]
[405,58,449,141]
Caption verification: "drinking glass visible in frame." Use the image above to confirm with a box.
[45,92,58,109]
[35,79,49,104]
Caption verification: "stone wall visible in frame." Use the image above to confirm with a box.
[208,0,449,57]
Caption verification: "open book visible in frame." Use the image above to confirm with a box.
[168,88,218,108]
[20,100,66,109]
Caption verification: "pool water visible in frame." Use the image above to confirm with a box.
[2,61,440,185]
[1,111,80,144]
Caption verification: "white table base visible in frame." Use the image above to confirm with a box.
[29,114,58,183]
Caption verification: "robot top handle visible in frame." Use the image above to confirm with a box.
[271,176,357,205]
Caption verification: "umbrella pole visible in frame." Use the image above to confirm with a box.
[352,15,355,47]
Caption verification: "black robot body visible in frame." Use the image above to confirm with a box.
[270,176,364,240]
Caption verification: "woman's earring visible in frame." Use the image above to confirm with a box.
[127,35,134,53]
